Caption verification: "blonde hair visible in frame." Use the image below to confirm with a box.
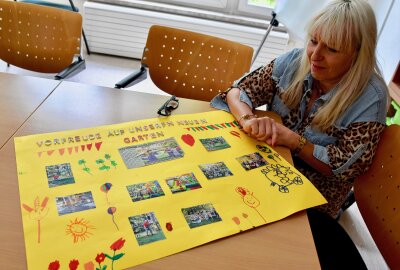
[282,0,385,131]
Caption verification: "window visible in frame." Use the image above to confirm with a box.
[147,0,277,20]
[238,0,276,18]
[150,0,228,10]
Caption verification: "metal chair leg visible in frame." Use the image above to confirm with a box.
[82,29,91,55]
[69,0,90,55]
[68,0,76,11]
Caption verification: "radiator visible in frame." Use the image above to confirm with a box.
[83,1,290,69]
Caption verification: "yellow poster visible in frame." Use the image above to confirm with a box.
[15,110,326,270]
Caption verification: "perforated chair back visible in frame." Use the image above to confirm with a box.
[354,124,400,269]
[142,25,253,101]
[0,1,82,73]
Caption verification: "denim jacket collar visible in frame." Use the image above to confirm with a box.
[304,73,339,103]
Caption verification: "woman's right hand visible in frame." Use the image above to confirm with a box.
[242,116,300,151]
[241,116,278,144]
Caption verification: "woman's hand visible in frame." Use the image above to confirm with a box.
[241,116,299,150]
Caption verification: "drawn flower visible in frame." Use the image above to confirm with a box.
[48,260,60,270]
[22,196,49,243]
[95,253,105,264]
[110,238,125,251]
[69,259,79,270]
[105,238,126,270]
[84,261,94,270]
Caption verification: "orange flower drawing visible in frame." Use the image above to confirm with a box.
[22,196,49,243]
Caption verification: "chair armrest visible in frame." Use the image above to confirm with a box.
[55,57,86,80]
[115,66,147,89]
[19,0,78,11]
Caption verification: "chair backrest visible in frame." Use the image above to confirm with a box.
[0,1,82,73]
[354,124,400,269]
[142,25,254,101]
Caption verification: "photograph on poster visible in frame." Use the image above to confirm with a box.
[119,138,184,169]
[165,172,202,194]
[199,162,233,180]
[199,136,231,151]
[55,191,96,215]
[236,152,268,171]
[45,163,75,188]
[181,203,222,229]
[126,180,165,202]
[128,212,166,246]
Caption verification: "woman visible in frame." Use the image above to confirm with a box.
[211,0,388,218]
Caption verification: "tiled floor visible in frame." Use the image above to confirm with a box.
[0,1,390,269]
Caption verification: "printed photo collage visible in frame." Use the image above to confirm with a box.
[45,135,269,246]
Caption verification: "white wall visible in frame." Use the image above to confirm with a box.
[375,0,400,84]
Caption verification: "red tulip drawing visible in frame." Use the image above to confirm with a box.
[106,238,126,270]
[95,253,105,264]
[22,196,49,243]
[48,259,79,270]
[110,237,125,251]
[48,260,60,270]
[95,253,106,269]
[69,259,79,270]
[48,238,126,270]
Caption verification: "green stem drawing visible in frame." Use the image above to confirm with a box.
[78,159,92,175]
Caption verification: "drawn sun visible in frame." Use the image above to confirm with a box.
[66,218,95,243]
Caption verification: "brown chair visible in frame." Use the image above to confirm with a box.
[0,1,85,80]
[115,25,254,102]
[14,0,91,55]
[353,124,400,269]
[308,124,400,270]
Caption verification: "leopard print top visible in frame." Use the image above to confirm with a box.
[218,61,386,218]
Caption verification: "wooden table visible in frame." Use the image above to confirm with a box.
[0,79,321,269]
[0,72,60,149]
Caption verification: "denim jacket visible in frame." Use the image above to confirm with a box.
[211,48,388,174]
